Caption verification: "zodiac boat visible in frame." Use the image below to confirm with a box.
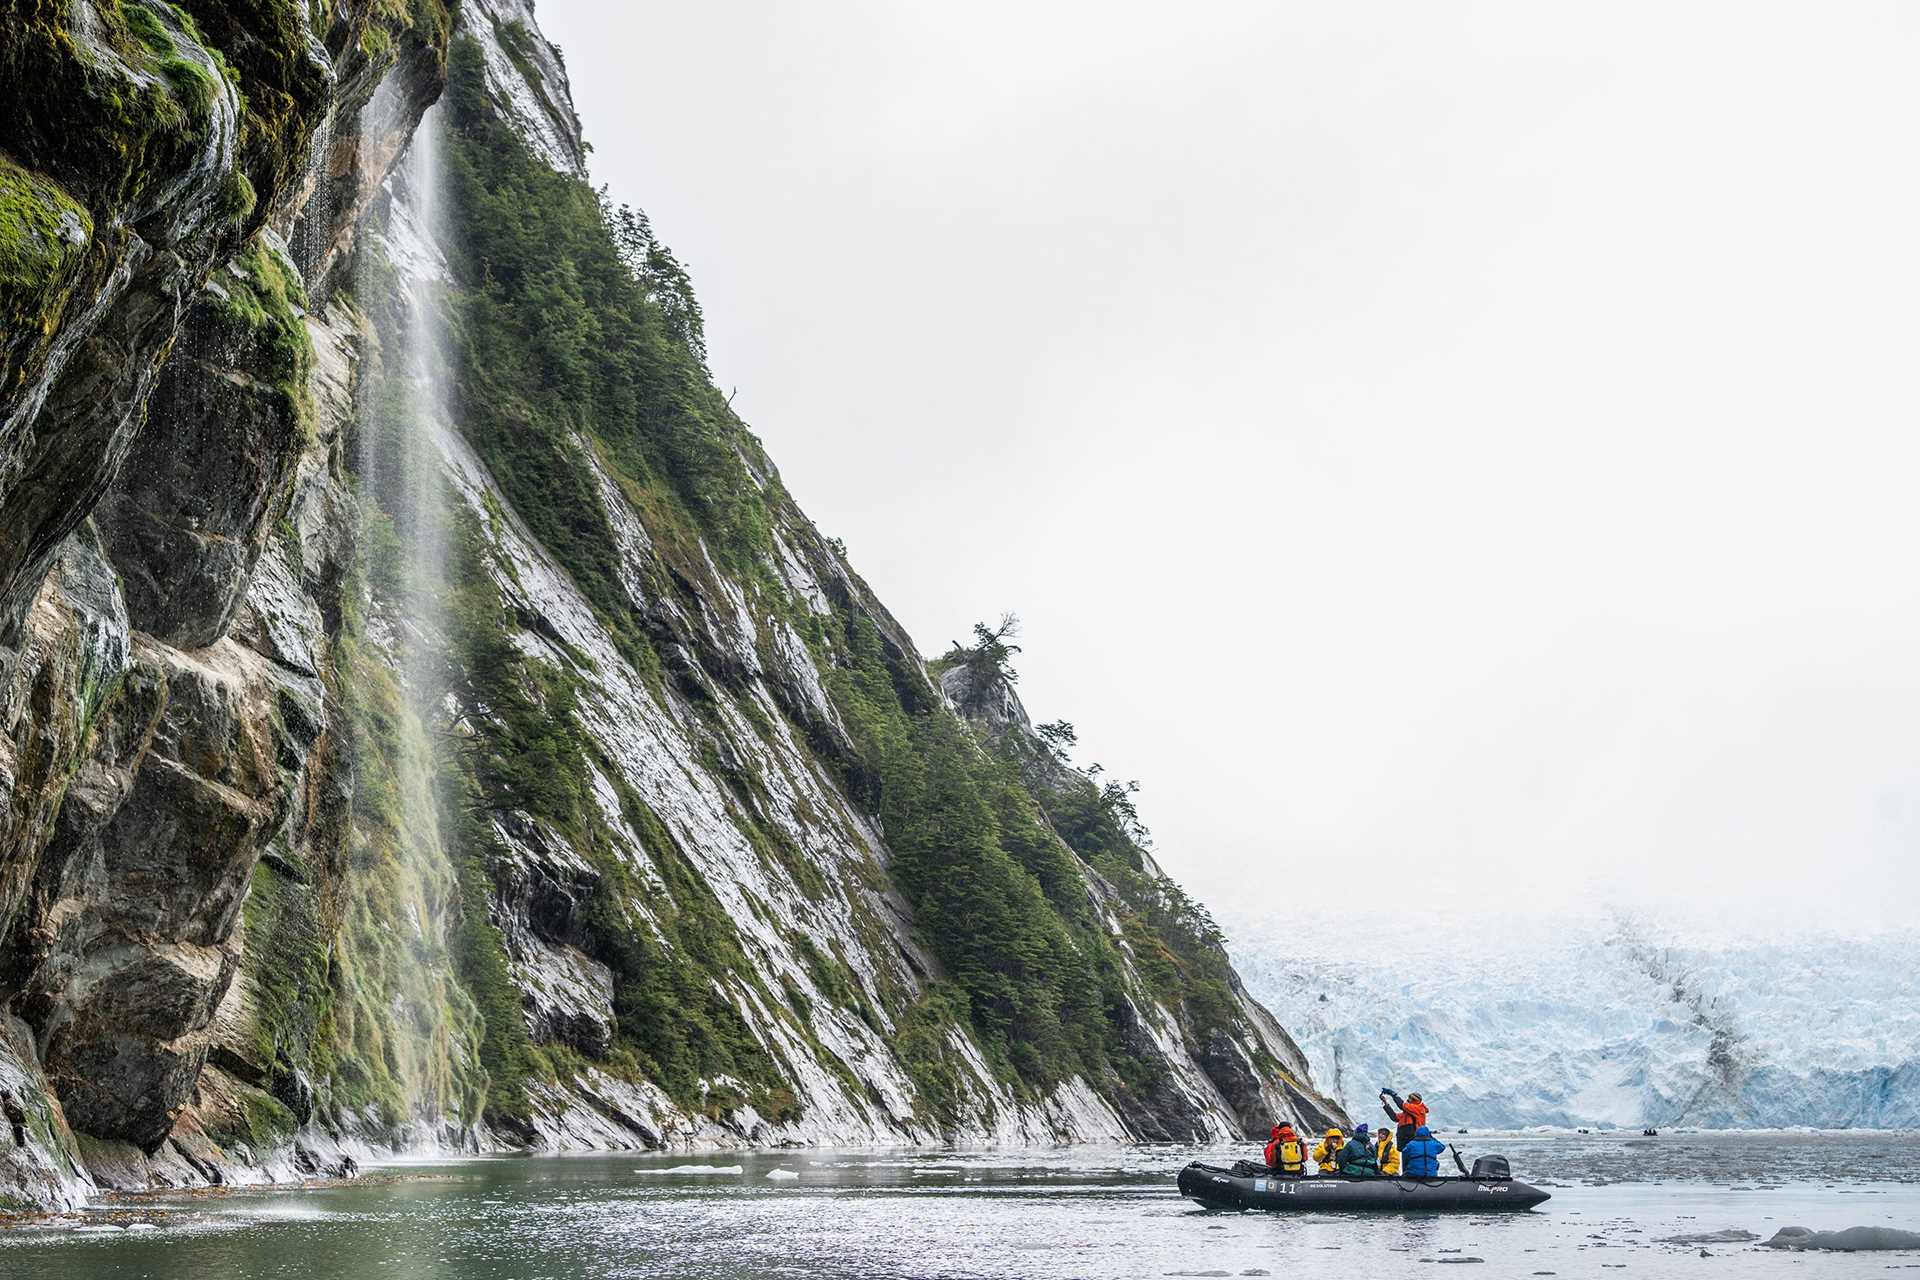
[1177,1159,1551,1212]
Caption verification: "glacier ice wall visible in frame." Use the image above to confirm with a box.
[1228,914,1920,1129]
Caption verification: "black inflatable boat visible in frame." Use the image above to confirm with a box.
[1177,1160,1550,1213]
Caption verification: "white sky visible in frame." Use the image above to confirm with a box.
[542,0,1920,933]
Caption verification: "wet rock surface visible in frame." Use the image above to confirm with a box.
[94,240,312,649]
[18,632,319,1150]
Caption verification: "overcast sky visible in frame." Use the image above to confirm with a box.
[542,0,1920,936]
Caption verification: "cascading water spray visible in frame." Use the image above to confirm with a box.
[386,101,453,701]
[341,96,491,1153]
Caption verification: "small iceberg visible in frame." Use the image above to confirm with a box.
[1660,1229,1757,1245]
[632,1164,745,1175]
[765,1169,800,1181]
[1764,1226,1920,1252]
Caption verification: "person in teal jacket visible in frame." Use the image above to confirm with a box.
[1401,1125,1447,1178]
[1336,1123,1380,1176]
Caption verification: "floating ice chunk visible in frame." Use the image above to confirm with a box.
[1660,1228,1756,1244]
[765,1169,800,1180]
[1763,1225,1920,1251]
[632,1164,745,1175]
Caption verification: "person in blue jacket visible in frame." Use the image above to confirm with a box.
[1401,1125,1448,1178]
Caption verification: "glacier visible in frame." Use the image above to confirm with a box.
[1226,912,1920,1130]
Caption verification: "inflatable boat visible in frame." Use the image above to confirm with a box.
[1177,1160,1550,1212]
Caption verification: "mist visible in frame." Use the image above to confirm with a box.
[543,0,1920,935]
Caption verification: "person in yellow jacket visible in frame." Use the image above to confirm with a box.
[1311,1127,1345,1175]
[1375,1126,1401,1176]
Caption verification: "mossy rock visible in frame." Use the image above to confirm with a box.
[0,150,92,391]
[172,0,335,208]
[0,0,226,216]
[205,234,314,425]
[372,0,453,74]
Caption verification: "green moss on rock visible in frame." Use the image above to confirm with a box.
[171,0,333,211]
[324,603,490,1135]
[239,859,334,1089]
[890,988,977,1132]
[438,34,770,638]
[0,152,89,292]
[444,789,546,1128]
[206,234,314,432]
[0,151,91,389]
[0,0,222,213]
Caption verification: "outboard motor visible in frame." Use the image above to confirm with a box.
[1470,1154,1512,1180]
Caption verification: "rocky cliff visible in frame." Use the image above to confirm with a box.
[0,0,1337,1210]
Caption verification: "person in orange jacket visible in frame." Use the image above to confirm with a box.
[1264,1122,1307,1176]
[1380,1087,1429,1149]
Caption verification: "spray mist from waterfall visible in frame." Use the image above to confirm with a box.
[345,96,491,1151]
[387,103,452,701]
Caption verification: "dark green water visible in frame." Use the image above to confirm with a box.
[3,1135,1916,1278]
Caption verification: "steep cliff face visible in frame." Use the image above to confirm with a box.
[0,1,1336,1210]
[0,0,452,1207]
[935,657,1334,1139]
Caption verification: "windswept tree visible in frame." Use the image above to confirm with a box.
[1094,775,1151,850]
[1035,719,1077,763]
[944,612,1022,712]
[600,189,708,368]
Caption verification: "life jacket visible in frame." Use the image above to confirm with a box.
[1376,1132,1401,1175]
[1311,1129,1344,1172]
[1266,1126,1306,1175]
[1392,1098,1426,1150]
[1402,1125,1445,1178]
[1336,1137,1378,1177]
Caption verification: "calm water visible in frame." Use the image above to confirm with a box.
[4,1133,1918,1278]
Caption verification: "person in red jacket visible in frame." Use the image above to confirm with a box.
[1380,1088,1429,1149]
[1264,1122,1307,1176]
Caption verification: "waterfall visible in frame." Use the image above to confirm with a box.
[384,101,453,700]
[342,97,490,1152]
